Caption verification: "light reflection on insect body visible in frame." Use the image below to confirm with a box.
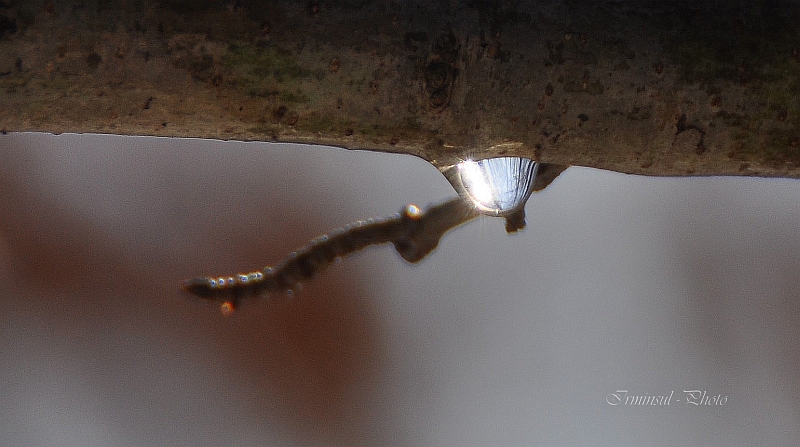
[404,204,422,219]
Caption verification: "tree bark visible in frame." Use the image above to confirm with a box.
[1,0,799,178]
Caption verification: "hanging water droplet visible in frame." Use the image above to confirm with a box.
[442,156,539,217]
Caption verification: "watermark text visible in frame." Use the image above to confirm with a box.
[606,390,728,406]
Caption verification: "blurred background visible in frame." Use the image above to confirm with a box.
[1,132,799,446]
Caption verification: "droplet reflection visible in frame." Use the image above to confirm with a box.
[444,157,538,216]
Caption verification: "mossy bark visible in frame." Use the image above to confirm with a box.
[1,0,799,178]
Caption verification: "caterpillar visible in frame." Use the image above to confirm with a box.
[182,197,507,313]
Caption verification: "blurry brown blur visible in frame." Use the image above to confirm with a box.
[0,133,399,446]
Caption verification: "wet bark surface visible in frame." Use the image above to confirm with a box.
[1,0,799,177]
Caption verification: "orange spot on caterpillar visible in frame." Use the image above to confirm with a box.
[220,301,236,315]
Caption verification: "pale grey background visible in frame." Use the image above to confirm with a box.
[1,132,799,446]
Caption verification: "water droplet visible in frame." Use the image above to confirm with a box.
[442,157,538,216]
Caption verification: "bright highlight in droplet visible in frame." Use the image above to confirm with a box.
[450,157,538,216]
[459,160,495,206]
